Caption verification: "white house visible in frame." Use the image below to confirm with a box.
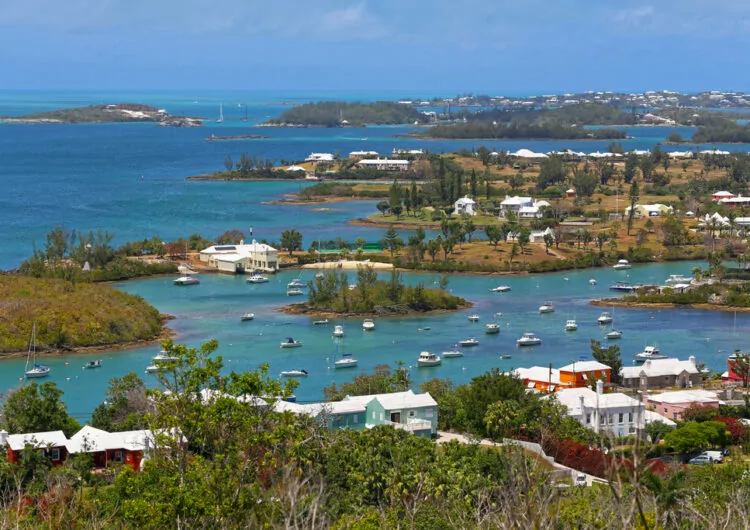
[199,240,279,273]
[556,381,645,437]
[454,196,477,216]
[511,148,548,159]
[620,357,702,390]
[529,227,555,243]
[624,204,673,218]
[349,150,379,159]
[519,200,550,219]
[356,159,410,171]
[305,153,335,163]
[500,195,533,217]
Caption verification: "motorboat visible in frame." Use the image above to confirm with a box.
[83,360,103,369]
[313,319,329,325]
[286,288,304,296]
[589,278,597,285]
[417,351,442,367]
[597,312,613,325]
[287,279,307,289]
[635,345,667,361]
[539,302,555,314]
[153,350,179,363]
[494,312,503,318]
[459,338,480,347]
[280,337,303,348]
[490,285,512,293]
[24,323,50,379]
[613,259,632,270]
[362,319,375,331]
[334,354,358,369]
[485,323,500,334]
[665,274,690,285]
[240,313,255,321]
[609,281,637,293]
[442,347,464,358]
[333,325,344,337]
[315,272,325,279]
[247,274,269,284]
[565,320,578,331]
[499,354,512,360]
[468,314,480,322]
[281,369,308,377]
[173,274,200,286]
[145,365,168,374]
[606,330,623,340]
[348,284,357,291]
[517,332,542,346]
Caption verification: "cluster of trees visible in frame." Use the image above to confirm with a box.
[421,121,627,140]
[469,103,637,127]
[305,266,465,314]
[268,101,428,126]
[693,120,750,144]
[219,153,280,178]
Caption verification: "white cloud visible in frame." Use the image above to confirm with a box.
[611,5,655,27]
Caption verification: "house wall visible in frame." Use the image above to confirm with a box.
[8,446,67,466]
[623,372,701,390]
[577,406,643,437]
[327,411,365,431]
[559,369,611,388]
[645,399,719,422]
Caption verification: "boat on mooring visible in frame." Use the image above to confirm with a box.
[174,274,200,286]
[417,351,442,367]
[280,337,303,348]
[565,319,578,331]
[613,259,632,270]
[517,332,542,347]
[485,323,500,334]
[83,360,103,369]
[281,369,308,378]
[635,345,667,362]
[24,323,50,379]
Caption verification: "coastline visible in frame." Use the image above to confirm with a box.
[590,299,750,313]
[266,196,379,205]
[277,301,473,319]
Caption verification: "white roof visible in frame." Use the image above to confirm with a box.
[534,200,550,208]
[512,148,548,158]
[558,360,611,373]
[501,195,533,206]
[66,425,174,453]
[621,357,699,379]
[556,388,642,414]
[201,241,277,256]
[625,203,673,214]
[349,151,378,156]
[455,196,476,205]
[668,151,693,158]
[343,390,437,410]
[513,366,561,385]
[644,410,677,427]
[646,390,719,405]
[566,188,576,193]
[357,159,409,166]
[214,252,247,263]
[712,190,734,197]
[6,430,67,451]
[700,149,730,155]
[286,165,306,172]
[518,205,540,214]
[305,153,335,161]
[719,195,750,204]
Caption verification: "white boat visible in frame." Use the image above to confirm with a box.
[281,369,308,378]
[240,313,255,321]
[24,323,50,379]
[442,347,464,358]
[485,323,500,334]
[613,259,632,270]
[287,279,306,289]
[459,338,480,347]
[280,337,303,348]
[334,354,358,369]
[490,285,511,292]
[606,330,623,340]
[517,332,542,346]
[417,351,442,367]
[145,365,168,374]
[362,319,375,331]
[635,345,667,361]
[539,302,555,314]
[83,360,103,369]
[565,320,578,331]
[589,278,597,285]
[217,103,224,123]
[597,312,613,325]
[609,281,637,293]
[348,284,357,291]
[665,274,690,285]
[333,325,344,337]
[153,353,179,363]
[313,319,329,325]
[286,288,304,296]
[247,274,269,284]
[499,354,512,360]
[173,274,200,286]
[315,272,324,279]
[468,314,480,322]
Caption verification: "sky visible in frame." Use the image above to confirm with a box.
[1,0,750,93]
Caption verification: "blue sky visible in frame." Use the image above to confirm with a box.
[2,0,750,92]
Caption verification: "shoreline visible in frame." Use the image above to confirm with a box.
[590,299,750,313]
[277,301,473,319]
[266,196,379,206]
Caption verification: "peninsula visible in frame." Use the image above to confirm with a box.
[2,103,202,126]
[262,101,429,127]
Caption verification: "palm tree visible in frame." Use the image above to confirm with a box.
[690,266,703,282]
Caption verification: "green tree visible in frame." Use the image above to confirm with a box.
[382,226,404,257]
[537,156,568,190]
[627,179,640,235]
[590,339,623,384]
[509,243,519,269]
[624,152,638,183]
[1,382,80,436]
[224,154,234,172]
[354,237,366,250]
[509,172,524,191]
[664,421,728,453]
[476,146,491,166]
[485,224,503,249]
[543,232,554,254]
[470,169,478,198]
[280,229,303,256]
[639,157,655,181]
[731,352,750,388]
[572,168,598,197]
[426,237,441,261]
[463,216,476,243]
[376,201,390,216]
[91,372,150,432]
[517,229,530,258]
[388,179,402,212]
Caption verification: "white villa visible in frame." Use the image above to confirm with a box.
[620,357,702,390]
[499,196,550,218]
[556,381,645,437]
[454,196,477,216]
[624,203,673,218]
[356,159,410,171]
[349,150,379,159]
[305,153,335,164]
[199,240,279,274]
[529,227,555,243]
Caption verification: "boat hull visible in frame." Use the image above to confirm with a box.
[417,360,442,367]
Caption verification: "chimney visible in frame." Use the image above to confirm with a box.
[596,380,604,396]
[689,355,696,366]
[579,395,586,416]
[0,430,7,446]
[644,360,652,369]
[240,239,244,245]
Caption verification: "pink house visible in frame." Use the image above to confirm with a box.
[643,390,720,422]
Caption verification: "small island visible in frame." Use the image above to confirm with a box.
[205,134,271,141]
[2,103,202,127]
[591,282,750,313]
[281,266,470,317]
[262,101,429,127]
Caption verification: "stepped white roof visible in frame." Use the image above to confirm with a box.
[556,387,642,414]
[646,389,719,405]
[511,148,548,158]
[559,360,611,373]
[621,357,699,379]
[6,431,67,451]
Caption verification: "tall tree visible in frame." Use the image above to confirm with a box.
[382,226,404,257]
[590,339,623,384]
[280,229,303,256]
[1,382,80,436]
[470,169,478,198]
[485,225,503,249]
[627,179,640,235]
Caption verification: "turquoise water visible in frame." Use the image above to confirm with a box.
[0,91,747,422]
[1,261,746,423]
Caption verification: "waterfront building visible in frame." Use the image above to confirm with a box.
[305,153,335,164]
[355,159,410,171]
[643,390,720,422]
[453,196,477,216]
[556,381,644,437]
[199,240,279,273]
[620,357,701,390]
[514,360,611,393]
[348,150,379,159]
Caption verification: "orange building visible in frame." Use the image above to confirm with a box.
[514,361,611,393]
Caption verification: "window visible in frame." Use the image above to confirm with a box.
[628,412,633,423]
[49,448,61,461]
[352,415,358,424]
[586,413,591,424]
[113,451,124,463]
[409,410,416,418]
[618,413,624,424]
[380,413,384,421]
[372,411,376,420]
[425,408,434,418]
[664,408,668,413]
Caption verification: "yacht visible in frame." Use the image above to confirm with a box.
[597,312,613,325]
[635,345,667,361]
[240,313,255,321]
[539,302,555,314]
[281,369,308,378]
[442,347,464,358]
[490,285,512,293]
[362,319,375,331]
[247,273,269,284]
[333,325,344,337]
[417,351,442,367]
[280,337,303,348]
[334,354,358,369]
[287,279,306,289]
[153,350,179,363]
[348,284,357,291]
[589,278,597,285]
[173,274,200,286]
[517,332,542,346]
[665,274,690,285]
[606,330,623,340]
[313,319,329,325]
[565,320,578,331]
[83,360,103,369]
[24,323,50,379]
[145,364,169,374]
[468,314,480,322]
[286,288,304,296]
[613,259,632,270]
[485,323,500,334]
[609,281,637,293]
[459,337,480,347]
